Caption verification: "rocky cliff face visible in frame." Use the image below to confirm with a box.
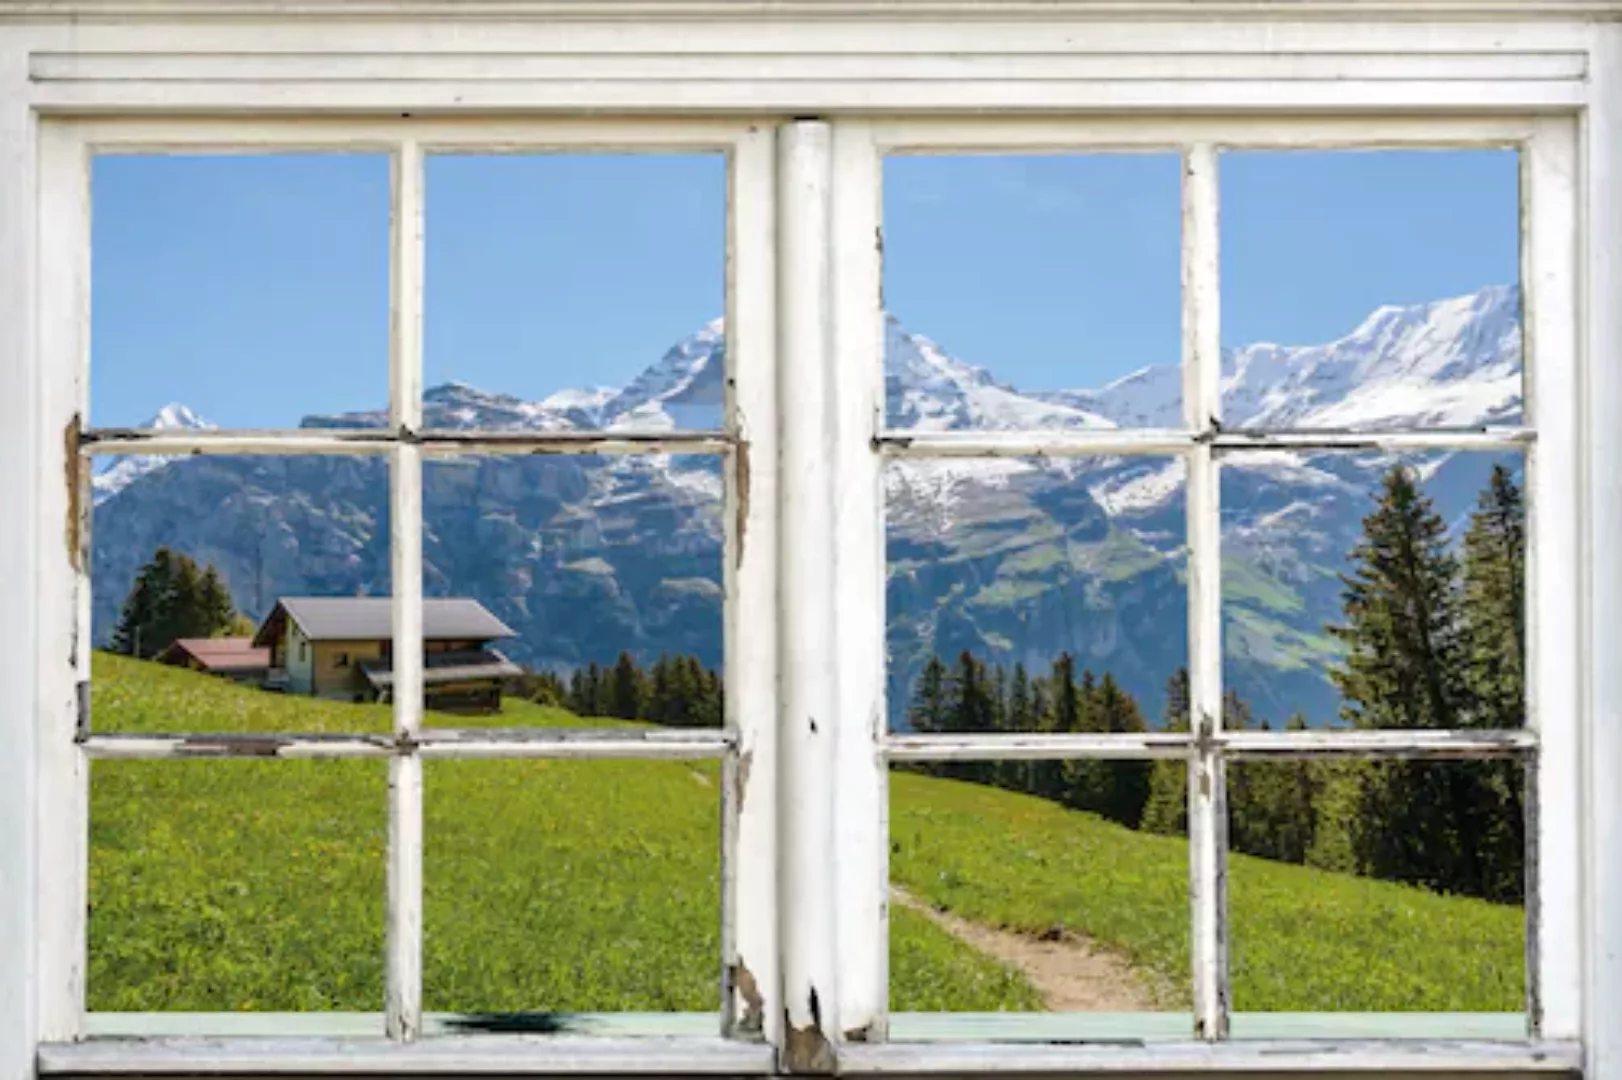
[92,286,1522,728]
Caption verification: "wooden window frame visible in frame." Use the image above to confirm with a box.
[0,4,1618,1080]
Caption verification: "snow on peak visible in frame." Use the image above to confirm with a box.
[1222,285,1521,430]
[92,402,217,504]
[147,402,212,430]
[601,318,726,432]
[1053,285,1521,432]
[884,314,1117,432]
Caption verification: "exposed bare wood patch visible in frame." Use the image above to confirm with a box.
[63,414,82,572]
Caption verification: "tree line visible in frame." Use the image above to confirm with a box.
[904,462,1527,905]
[517,651,725,728]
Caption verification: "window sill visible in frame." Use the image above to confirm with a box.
[40,1014,1572,1076]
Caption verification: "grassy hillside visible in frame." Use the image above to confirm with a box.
[89,653,1035,1013]
[90,653,1521,1015]
[892,773,1524,1012]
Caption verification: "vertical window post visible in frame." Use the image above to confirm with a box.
[1585,23,1622,1080]
[829,119,887,1046]
[0,40,39,1080]
[776,119,839,1073]
[1182,142,1228,1041]
[387,139,426,1042]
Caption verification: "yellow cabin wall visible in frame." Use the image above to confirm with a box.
[310,639,386,697]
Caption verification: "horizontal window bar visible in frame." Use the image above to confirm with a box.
[80,428,733,457]
[80,428,396,455]
[884,1012,1526,1043]
[81,733,397,759]
[416,727,735,759]
[81,729,735,761]
[38,1036,771,1076]
[886,730,1534,762]
[1210,427,1535,453]
[876,427,1533,459]
[418,430,732,456]
[878,429,1193,458]
[835,1040,1577,1075]
[1222,729,1536,759]
[885,732,1192,760]
[83,1013,720,1039]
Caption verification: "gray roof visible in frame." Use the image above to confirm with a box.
[269,597,516,643]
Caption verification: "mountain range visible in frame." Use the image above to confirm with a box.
[90,284,1524,728]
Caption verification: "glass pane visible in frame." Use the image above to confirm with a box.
[1221,450,1525,731]
[1228,760,1525,1018]
[1220,150,1521,432]
[89,759,385,1011]
[424,758,720,1015]
[882,154,1182,431]
[890,765,1188,1018]
[90,154,389,430]
[422,453,724,728]
[91,454,391,733]
[888,456,1186,734]
[422,153,726,433]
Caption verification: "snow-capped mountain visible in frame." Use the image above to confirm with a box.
[91,402,214,505]
[885,315,1115,431]
[92,285,1522,727]
[1040,285,1522,432]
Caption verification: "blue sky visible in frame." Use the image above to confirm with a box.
[90,148,1518,428]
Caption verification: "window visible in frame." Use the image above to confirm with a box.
[3,7,1622,1080]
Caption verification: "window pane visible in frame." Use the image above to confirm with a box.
[890,765,1189,1022]
[91,454,391,733]
[422,453,724,728]
[422,154,726,433]
[1221,450,1526,731]
[424,758,720,1015]
[1220,150,1521,431]
[89,759,385,1011]
[882,154,1182,431]
[889,456,1186,734]
[1227,760,1525,1020]
[90,154,389,429]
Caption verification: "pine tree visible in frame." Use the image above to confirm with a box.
[1463,464,1526,731]
[908,656,951,735]
[1142,668,1191,835]
[197,566,237,639]
[647,654,675,725]
[1329,464,1466,731]
[1460,464,1528,901]
[998,663,1036,790]
[1326,463,1511,899]
[609,651,646,720]
[944,651,995,782]
[1037,654,1081,800]
[1097,673,1152,828]
[584,661,605,716]
[112,547,242,659]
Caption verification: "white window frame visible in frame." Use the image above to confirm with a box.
[0,4,1619,1080]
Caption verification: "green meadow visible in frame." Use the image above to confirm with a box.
[90,653,1522,1015]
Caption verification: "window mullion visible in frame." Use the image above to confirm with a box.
[1524,117,1581,1039]
[723,123,782,1045]
[35,119,91,1045]
[1584,25,1622,1078]
[1182,142,1229,1042]
[775,119,840,1073]
[386,139,425,1043]
[830,118,887,1046]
